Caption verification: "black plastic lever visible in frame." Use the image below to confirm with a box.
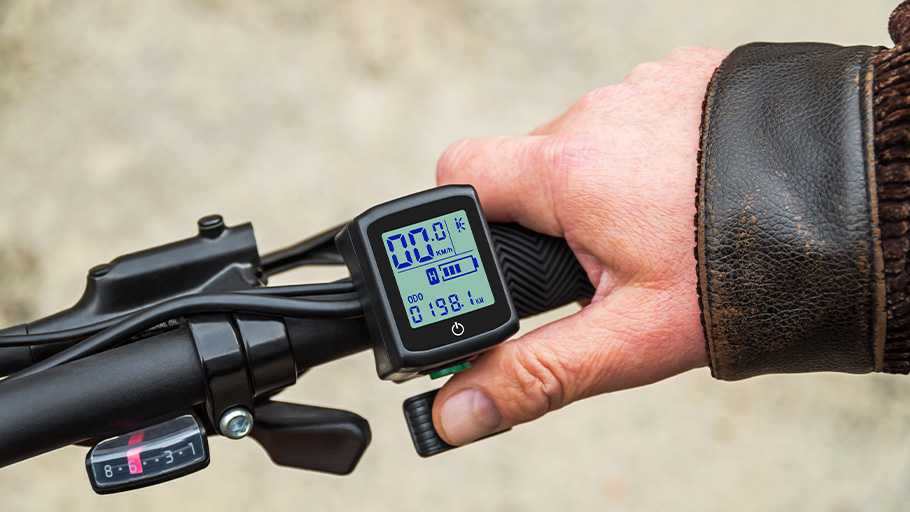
[403,389,454,457]
[403,388,510,457]
[249,401,371,475]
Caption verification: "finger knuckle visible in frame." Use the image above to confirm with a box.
[575,84,635,109]
[500,342,570,419]
[625,61,665,81]
[540,131,607,174]
[436,138,473,183]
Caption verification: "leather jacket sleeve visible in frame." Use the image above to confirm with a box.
[696,1,910,380]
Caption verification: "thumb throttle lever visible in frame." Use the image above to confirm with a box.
[400,224,588,456]
[403,388,510,457]
[249,401,371,475]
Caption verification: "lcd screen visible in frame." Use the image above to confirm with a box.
[381,210,496,328]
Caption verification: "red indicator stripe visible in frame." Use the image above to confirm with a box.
[126,431,145,475]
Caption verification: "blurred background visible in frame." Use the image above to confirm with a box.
[0,0,907,510]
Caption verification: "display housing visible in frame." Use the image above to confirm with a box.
[336,185,518,381]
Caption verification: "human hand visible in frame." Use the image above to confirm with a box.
[432,47,729,445]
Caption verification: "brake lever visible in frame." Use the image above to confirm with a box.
[249,400,371,475]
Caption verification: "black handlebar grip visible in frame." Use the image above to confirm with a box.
[488,223,594,318]
[0,327,207,469]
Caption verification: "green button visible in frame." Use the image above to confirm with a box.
[429,362,472,380]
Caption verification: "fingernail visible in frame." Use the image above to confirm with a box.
[439,389,502,445]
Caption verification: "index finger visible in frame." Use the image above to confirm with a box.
[436,135,563,237]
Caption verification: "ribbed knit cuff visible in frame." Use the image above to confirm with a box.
[874,0,910,374]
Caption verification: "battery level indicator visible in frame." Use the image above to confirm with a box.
[439,255,479,282]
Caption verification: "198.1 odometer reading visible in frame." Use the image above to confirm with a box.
[381,210,495,329]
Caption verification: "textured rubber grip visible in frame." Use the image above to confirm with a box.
[489,223,595,318]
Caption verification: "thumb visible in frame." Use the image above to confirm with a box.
[430,285,705,445]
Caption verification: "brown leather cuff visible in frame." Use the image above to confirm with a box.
[696,43,886,380]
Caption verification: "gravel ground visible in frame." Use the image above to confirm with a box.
[1,1,908,510]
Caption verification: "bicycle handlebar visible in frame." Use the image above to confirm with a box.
[0,220,595,473]
[0,327,207,468]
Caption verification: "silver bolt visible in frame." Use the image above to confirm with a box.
[218,407,253,439]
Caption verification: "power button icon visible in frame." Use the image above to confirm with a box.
[451,321,465,336]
